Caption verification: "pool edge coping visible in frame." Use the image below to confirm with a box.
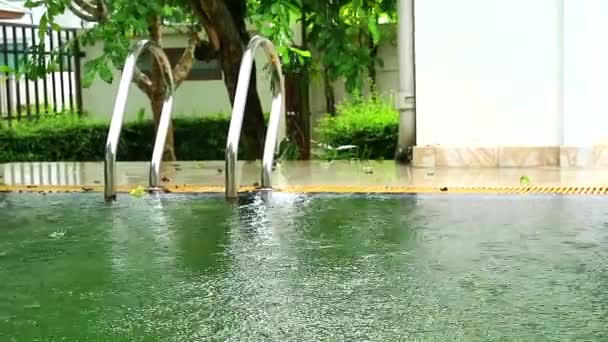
[2,185,608,195]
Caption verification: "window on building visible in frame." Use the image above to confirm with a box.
[138,47,222,81]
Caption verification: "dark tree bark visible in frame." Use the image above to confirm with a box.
[189,0,267,160]
[368,40,378,96]
[148,15,176,161]
[323,68,336,116]
[285,73,311,159]
[297,13,311,159]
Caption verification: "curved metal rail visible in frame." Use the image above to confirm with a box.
[104,40,175,201]
[225,35,285,199]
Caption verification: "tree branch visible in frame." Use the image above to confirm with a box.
[68,0,108,22]
[133,68,153,97]
[68,2,98,22]
[72,0,97,16]
[188,0,221,50]
[148,15,162,44]
[173,31,200,88]
[95,0,108,20]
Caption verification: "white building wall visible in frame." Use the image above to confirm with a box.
[415,0,563,147]
[563,0,608,146]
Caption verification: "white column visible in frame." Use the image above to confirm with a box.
[396,0,416,155]
[563,0,608,146]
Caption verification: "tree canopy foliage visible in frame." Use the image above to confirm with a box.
[23,0,397,159]
[26,0,396,97]
[249,0,396,93]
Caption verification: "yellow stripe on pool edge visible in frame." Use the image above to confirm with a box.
[1,184,608,195]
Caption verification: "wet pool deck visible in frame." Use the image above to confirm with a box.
[2,160,608,194]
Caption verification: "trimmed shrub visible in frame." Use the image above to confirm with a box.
[0,97,399,163]
[315,94,398,160]
[0,115,235,162]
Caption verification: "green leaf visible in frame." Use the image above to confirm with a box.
[520,175,531,186]
[38,15,48,42]
[129,185,147,197]
[289,46,311,58]
[24,0,45,9]
[368,16,380,44]
[99,64,114,84]
[161,5,174,16]
[82,59,100,88]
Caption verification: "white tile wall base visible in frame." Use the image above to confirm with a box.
[413,146,608,168]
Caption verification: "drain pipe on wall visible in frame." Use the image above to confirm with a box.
[395,0,416,163]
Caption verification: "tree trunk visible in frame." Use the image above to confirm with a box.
[190,0,267,160]
[323,68,336,116]
[148,15,176,161]
[368,39,378,96]
[285,73,310,160]
[297,12,311,160]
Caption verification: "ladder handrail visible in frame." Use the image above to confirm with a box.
[225,35,285,199]
[104,40,175,201]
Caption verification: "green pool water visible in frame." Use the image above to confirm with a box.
[1,193,607,341]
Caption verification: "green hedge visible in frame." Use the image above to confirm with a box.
[0,96,398,162]
[0,115,234,162]
[315,95,398,160]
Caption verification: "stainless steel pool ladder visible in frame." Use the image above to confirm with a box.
[104,40,175,201]
[225,35,285,199]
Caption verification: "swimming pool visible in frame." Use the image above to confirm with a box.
[1,192,607,341]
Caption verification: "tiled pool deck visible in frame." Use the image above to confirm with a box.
[2,160,608,194]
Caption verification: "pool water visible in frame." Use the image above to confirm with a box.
[1,193,607,341]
